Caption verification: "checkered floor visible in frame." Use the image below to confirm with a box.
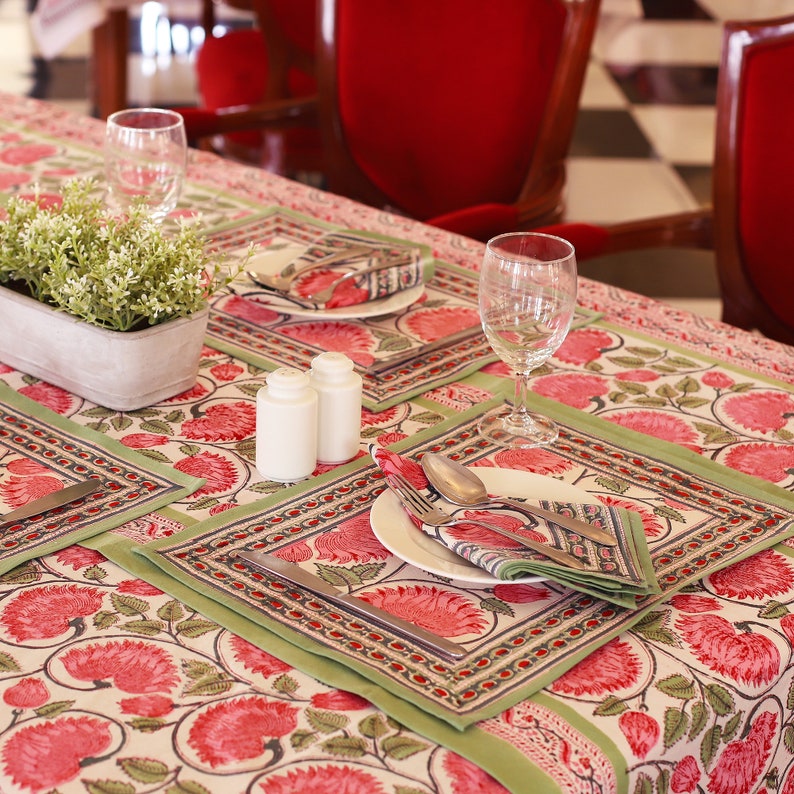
[4,0,794,316]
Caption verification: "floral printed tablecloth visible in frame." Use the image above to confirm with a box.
[0,93,794,794]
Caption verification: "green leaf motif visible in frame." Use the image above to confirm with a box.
[376,334,412,353]
[350,562,386,582]
[82,406,116,418]
[111,593,150,616]
[140,419,174,435]
[633,396,668,408]
[663,706,689,749]
[411,411,444,425]
[615,381,650,395]
[122,620,166,636]
[94,611,120,630]
[272,673,299,695]
[625,346,662,358]
[632,774,653,794]
[608,355,647,368]
[111,416,134,432]
[380,735,429,760]
[163,410,185,423]
[306,708,350,733]
[692,422,737,445]
[179,444,202,457]
[722,710,742,743]
[176,619,219,638]
[634,612,679,647]
[593,695,627,717]
[183,674,234,697]
[128,717,168,733]
[187,497,219,511]
[395,788,430,794]
[675,376,700,394]
[84,780,136,794]
[593,476,629,494]
[35,700,74,719]
[157,600,185,622]
[118,757,170,784]
[136,449,173,464]
[320,736,367,758]
[688,701,709,740]
[0,651,20,672]
[1,562,40,584]
[666,356,698,368]
[700,724,721,769]
[358,713,391,739]
[655,384,679,399]
[677,396,710,410]
[784,724,794,755]
[235,438,257,462]
[704,683,735,716]
[759,600,789,620]
[237,383,263,399]
[85,420,109,433]
[653,504,686,523]
[480,597,515,617]
[657,769,670,794]
[316,564,361,588]
[290,729,318,750]
[657,674,696,700]
[183,660,217,679]
[83,564,108,581]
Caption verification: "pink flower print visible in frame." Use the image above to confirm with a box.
[0,171,31,191]
[723,443,794,482]
[224,295,281,324]
[361,404,405,428]
[556,328,613,365]
[2,716,112,790]
[702,371,735,390]
[707,550,794,600]
[61,639,179,693]
[3,678,49,708]
[120,432,169,448]
[275,539,313,563]
[55,546,106,570]
[619,711,659,759]
[314,513,390,563]
[1,584,104,641]
[117,579,163,597]
[492,583,551,603]
[181,400,256,442]
[707,712,776,794]
[119,694,173,717]
[605,410,701,453]
[676,614,779,686]
[209,362,244,381]
[166,381,209,402]
[0,143,58,164]
[668,594,721,613]
[722,391,794,433]
[442,753,511,794]
[404,306,480,342]
[174,451,240,497]
[490,447,575,476]
[614,369,660,382]
[17,382,74,413]
[532,373,610,410]
[375,431,408,446]
[448,509,544,549]
[370,446,426,488]
[671,755,701,793]
[310,690,370,710]
[188,696,298,767]
[482,360,512,377]
[0,474,63,509]
[359,585,487,637]
[551,638,641,696]
[259,765,388,794]
[17,191,62,209]
[229,635,293,677]
[280,322,377,367]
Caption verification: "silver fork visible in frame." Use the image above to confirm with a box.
[388,472,586,570]
[305,255,415,303]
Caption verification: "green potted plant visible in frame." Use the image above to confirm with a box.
[0,179,236,411]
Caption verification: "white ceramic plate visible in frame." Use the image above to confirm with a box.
[240,244,424,319]
[370,467,594,585]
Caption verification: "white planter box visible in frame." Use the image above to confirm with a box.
[0,285,208,411]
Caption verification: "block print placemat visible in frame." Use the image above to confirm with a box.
[0,385,203,572]
[136,397,794,731]
[204,208,595,410]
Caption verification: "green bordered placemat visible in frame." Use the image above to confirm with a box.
[0,384,203,572]
[132,394,794,733]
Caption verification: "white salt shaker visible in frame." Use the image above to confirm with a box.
[309,352,362,464]
[256,367,317,482]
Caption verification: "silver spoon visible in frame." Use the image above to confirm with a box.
[420,453,618,546]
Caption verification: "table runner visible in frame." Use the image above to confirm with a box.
[135,395,794,732]
[0,385,202,573]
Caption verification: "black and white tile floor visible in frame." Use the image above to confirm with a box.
[4,0,794,318]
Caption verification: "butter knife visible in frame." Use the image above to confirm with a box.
[235,550,466,659]
[0,480,100,530]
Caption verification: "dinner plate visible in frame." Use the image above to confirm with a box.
[240,243,425,320]
[369,467,594,585]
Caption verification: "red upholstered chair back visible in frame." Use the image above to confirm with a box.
[192,0,319,172]
[316,0,599,225]
[714,15,794,341]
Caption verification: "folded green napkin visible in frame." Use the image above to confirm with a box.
[370,444,660,608]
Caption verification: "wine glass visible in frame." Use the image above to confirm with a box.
[478,231,577,448]
[104,108,187,221]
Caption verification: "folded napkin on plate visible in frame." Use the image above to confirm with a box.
[370,444,660,608]
[246,233,433,310]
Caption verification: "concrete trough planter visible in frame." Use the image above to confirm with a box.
[0,285,209,411]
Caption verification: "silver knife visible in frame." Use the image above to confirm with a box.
[0,480,100,530]
[235,550,467,660]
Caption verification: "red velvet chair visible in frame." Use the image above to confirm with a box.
[316,0,601,241]
[552,13,794,344]
[178,0,321,176]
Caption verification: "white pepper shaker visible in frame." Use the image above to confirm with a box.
[256,367,317,482]
[309,352,362,464]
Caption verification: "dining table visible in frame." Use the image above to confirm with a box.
[1,91,794,794]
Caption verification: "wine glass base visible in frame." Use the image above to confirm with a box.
[477,405,559,448]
